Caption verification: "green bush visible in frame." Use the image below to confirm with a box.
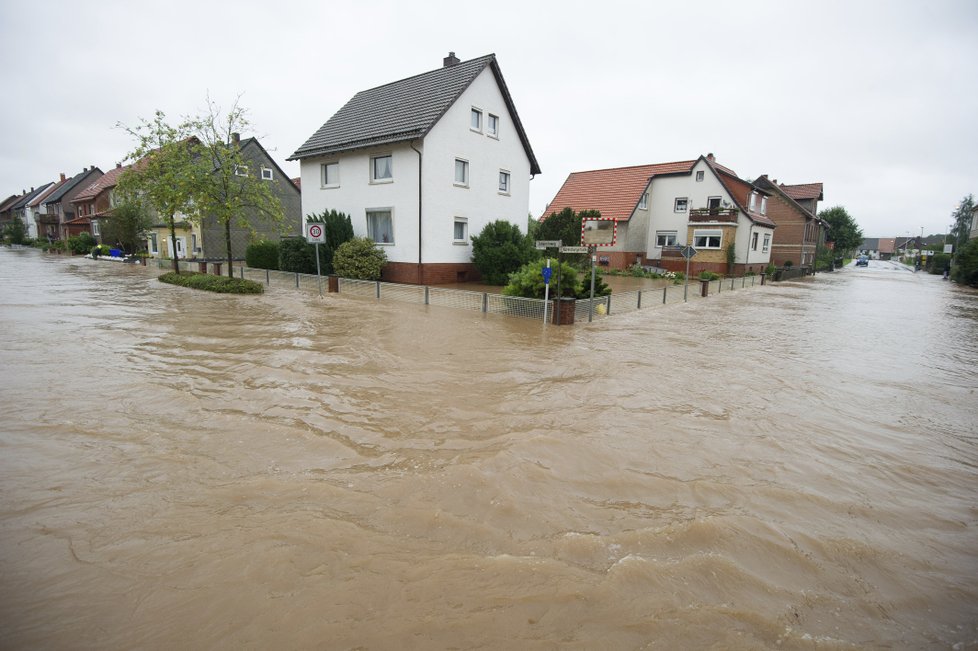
[698,271,721,281]
[67,232,96,254]
[927,252,950,275]
[332,237,387,280]
[765,263,777,276]
[576,269,612,298]
[951,237,978,287]
[278,236,327,275]
[245,240,280,270]
[306,209,354,274]
[471,220,538,285]
[503,258,579,299]
[158,272,263,294]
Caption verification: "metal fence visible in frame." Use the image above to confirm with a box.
[150,259,765,325]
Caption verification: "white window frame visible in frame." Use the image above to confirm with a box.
[192,233,199,253]
[366,208,394,245]
[321,162,339,188]
[487,113,499,138]
[760,196,767,215]
[149,232,158,255]
[693,229,722,249]
[454,158,469,187]
[762,233,771,252]
[453,217,468,244]
[655,231,677,247]
[638,192,648,210]
[91,220,100,237]
[498,169,511,194]
[696,170,705,182]
[749,192,757,211]
[674,197,688,212]
[234,165,248,177]
[370,154,393,183]
[261,167,273,180]
[470,107,483,132]
[751,232,759,250]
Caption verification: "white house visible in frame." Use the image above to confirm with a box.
[289,52,541,284]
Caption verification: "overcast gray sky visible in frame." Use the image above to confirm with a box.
[2,0,976,238]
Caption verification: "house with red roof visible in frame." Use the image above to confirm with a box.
[753,176,825,268]
[541,153,776,275]
[69,163,130,242]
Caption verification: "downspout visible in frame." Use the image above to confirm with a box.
[744,221,753,274]
[410,141,423,285]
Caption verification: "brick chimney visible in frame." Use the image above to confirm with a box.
[60,173,66,182]
[231,132,240,146]
[116,163,122,168]
[707,153,715,163]
[443,51,460,67]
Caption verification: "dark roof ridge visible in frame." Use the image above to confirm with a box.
[359,53,495,95]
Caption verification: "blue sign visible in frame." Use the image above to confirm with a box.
[542,266,553,284]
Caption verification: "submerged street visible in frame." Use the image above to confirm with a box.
[1,248,976,649]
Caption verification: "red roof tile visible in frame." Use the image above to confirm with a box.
[780,182,823,201]
[541,161,696,221]
[72,164,130,202]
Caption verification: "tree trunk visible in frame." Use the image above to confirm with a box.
[225,219,234,277]
[168,217,180,274]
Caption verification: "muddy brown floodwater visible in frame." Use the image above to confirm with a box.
[1,249,976,650]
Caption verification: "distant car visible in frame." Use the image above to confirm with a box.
[856,256,869,267]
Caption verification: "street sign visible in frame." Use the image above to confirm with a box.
[944,244,954,254]
[541,266,553,284]
[306,223,326,244]
[535,240,561,249]
[560,246,589,254]
[680,245,697,259]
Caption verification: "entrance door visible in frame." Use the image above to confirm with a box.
[173,236,187,259]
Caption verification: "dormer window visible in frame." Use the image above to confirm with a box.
[760,196,767,215]
[470,108,482,132]
[748,192,757,211]
[638,192,648,210]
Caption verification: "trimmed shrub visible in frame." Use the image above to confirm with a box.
[67,232,96,254]
[245,240,280,270]
[278,236,327,275]
[158,272,263,294]
[951,237,978,287]
[332,237,387,280]
[698,271,721,281]
[470,220,538,285]
[503,258,580,299]
[926,252,950,275]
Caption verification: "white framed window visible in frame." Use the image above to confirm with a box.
[149,233,158,255]
[92,220,100,236]
[192,233,199,253]
[751,232,759,250]
[498,170,511,194]
[487,114,499,137]
[322,162,339,188]
[696,170,705,182]
[454,158,469,187]
[655,231,677,247]
[371,155,393,182]
[638,192,649,210]
[366,209,393,244]
[453,217,468,243]
[234,165,248,177]
[470,108,483,132]
[760,196,767,215]
[674,197,688,212]
[748,192,757,211]
[762,233,771,252]
[261,167,273,180]
[693,229,722,248]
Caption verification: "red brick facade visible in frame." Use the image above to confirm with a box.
[382,262,481,285]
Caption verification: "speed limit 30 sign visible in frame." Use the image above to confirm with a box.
[306,223,325,244]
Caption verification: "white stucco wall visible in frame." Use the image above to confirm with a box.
[297,67,533,266]
[645,160,729,258]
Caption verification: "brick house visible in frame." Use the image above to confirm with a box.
[70,164,130,244]
[36,167,104,241]
[290,52,541,285]
[753,176,825,268]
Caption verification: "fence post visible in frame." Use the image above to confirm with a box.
[240,266,244,279]
[266,269,270,286]
[637,290,642,310]
[662,286,668,304]
[605,296,611,315]
[482,293,488,313]
[742,275,746,288]
[295,273,299,288]
[376,281,380,300]
[425,286,430,305]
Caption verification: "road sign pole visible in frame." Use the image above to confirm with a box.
[684,253,691,302]
[589,245,596,322]
[555,251,562,325]
[543,258,551,325]
[315,242,323,297]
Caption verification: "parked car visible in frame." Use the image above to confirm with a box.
[856,256,869,267]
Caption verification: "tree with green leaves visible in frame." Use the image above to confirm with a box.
[99,200,152,254]
[949,194,975,254]
[117,111,205,274]
[818,206,863,257]
[470,219,538,285]
[307,210,354,274]
[4,216,27,245]
[536,207,600,266]
[191,97,286,277]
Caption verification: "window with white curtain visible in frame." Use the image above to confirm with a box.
[367,209,393,244]
[371,155,393,182]
[455,159,469,186]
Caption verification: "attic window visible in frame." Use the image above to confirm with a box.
[487,114,499,138]
[261,167,273,180]
[638,192,648,210]
[749,192,757,211]
[760,196,767,215]
[470,108,482,133]
[696,170,705,182]
[234,165,248,177]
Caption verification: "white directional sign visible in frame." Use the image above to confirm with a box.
[560,246,589,254]
[306,223,326,244]
[535,240,561,250]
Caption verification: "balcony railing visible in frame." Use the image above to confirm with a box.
[689,208,738,223]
